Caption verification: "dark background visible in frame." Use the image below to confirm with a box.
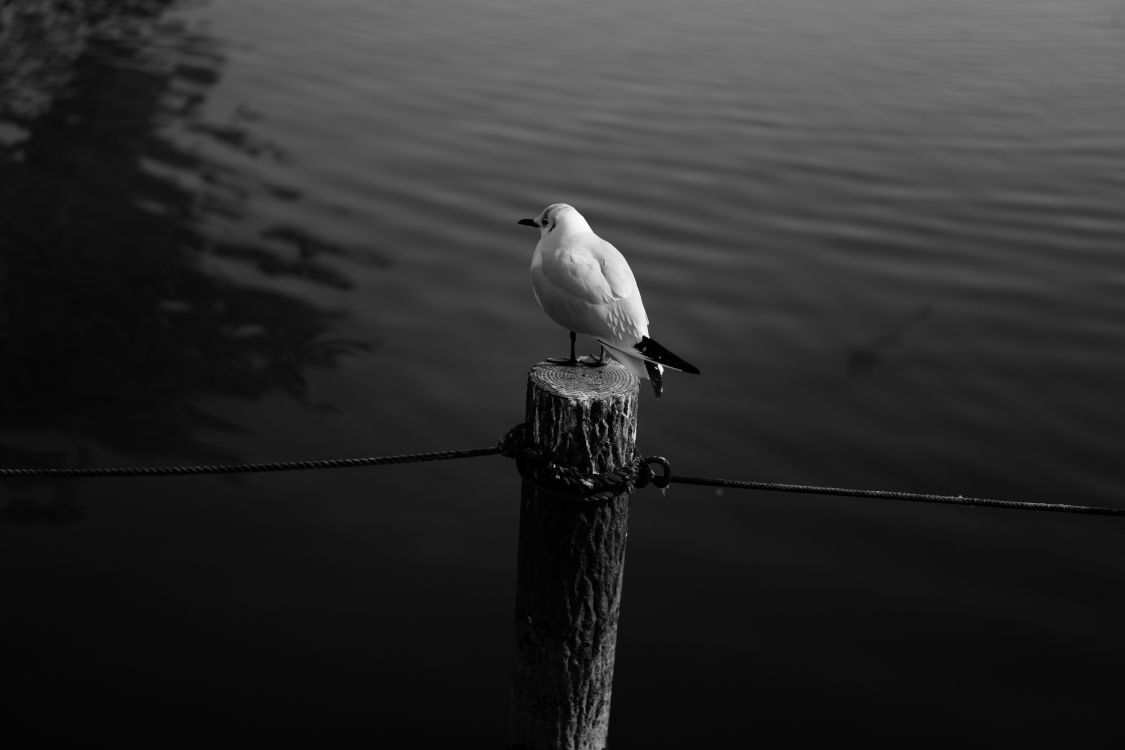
[3,0,1124,745]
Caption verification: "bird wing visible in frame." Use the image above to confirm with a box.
[592,239,640,301]
[540,238,638,305]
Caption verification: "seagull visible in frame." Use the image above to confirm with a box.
[518,203,700,397]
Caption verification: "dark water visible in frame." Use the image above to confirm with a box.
[3,0,1124,743]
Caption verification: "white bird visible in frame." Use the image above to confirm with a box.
[518,203,700,397]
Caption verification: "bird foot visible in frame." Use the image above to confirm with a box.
[576,355,605,367]
[545,356,579,366]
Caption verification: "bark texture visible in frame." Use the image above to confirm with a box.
[509,361,639,750]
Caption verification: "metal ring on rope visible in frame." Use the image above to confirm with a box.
[635,456,671,490]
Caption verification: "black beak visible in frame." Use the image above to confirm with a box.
[517,218,538,228]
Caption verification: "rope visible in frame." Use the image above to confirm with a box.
[0,446,500,478]
[501,429,1125,517]
[663,472,1125,517]
[1,422,1121,518]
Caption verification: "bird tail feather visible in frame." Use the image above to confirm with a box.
[598,336,700,375]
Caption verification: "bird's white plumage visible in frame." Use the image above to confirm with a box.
[525,203,655,382]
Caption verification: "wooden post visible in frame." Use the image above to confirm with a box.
[508,360,639,750]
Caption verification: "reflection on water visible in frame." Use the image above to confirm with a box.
[0,0,369,500]
[846,305,933,377]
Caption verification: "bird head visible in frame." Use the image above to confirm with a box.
[517,203,584,237]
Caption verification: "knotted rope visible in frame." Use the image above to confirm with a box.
[498,422,669,502]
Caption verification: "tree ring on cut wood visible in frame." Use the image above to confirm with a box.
[529,359,636,400]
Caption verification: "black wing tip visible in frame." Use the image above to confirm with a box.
[638,336,701,375]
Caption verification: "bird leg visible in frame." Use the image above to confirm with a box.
[577,344,607,367]
[546,330,580,366]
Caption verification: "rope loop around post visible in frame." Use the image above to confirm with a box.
[498,422,671,501]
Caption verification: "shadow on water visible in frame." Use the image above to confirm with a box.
[0,0,371,519]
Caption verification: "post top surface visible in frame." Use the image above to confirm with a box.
[529,360,638,401]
